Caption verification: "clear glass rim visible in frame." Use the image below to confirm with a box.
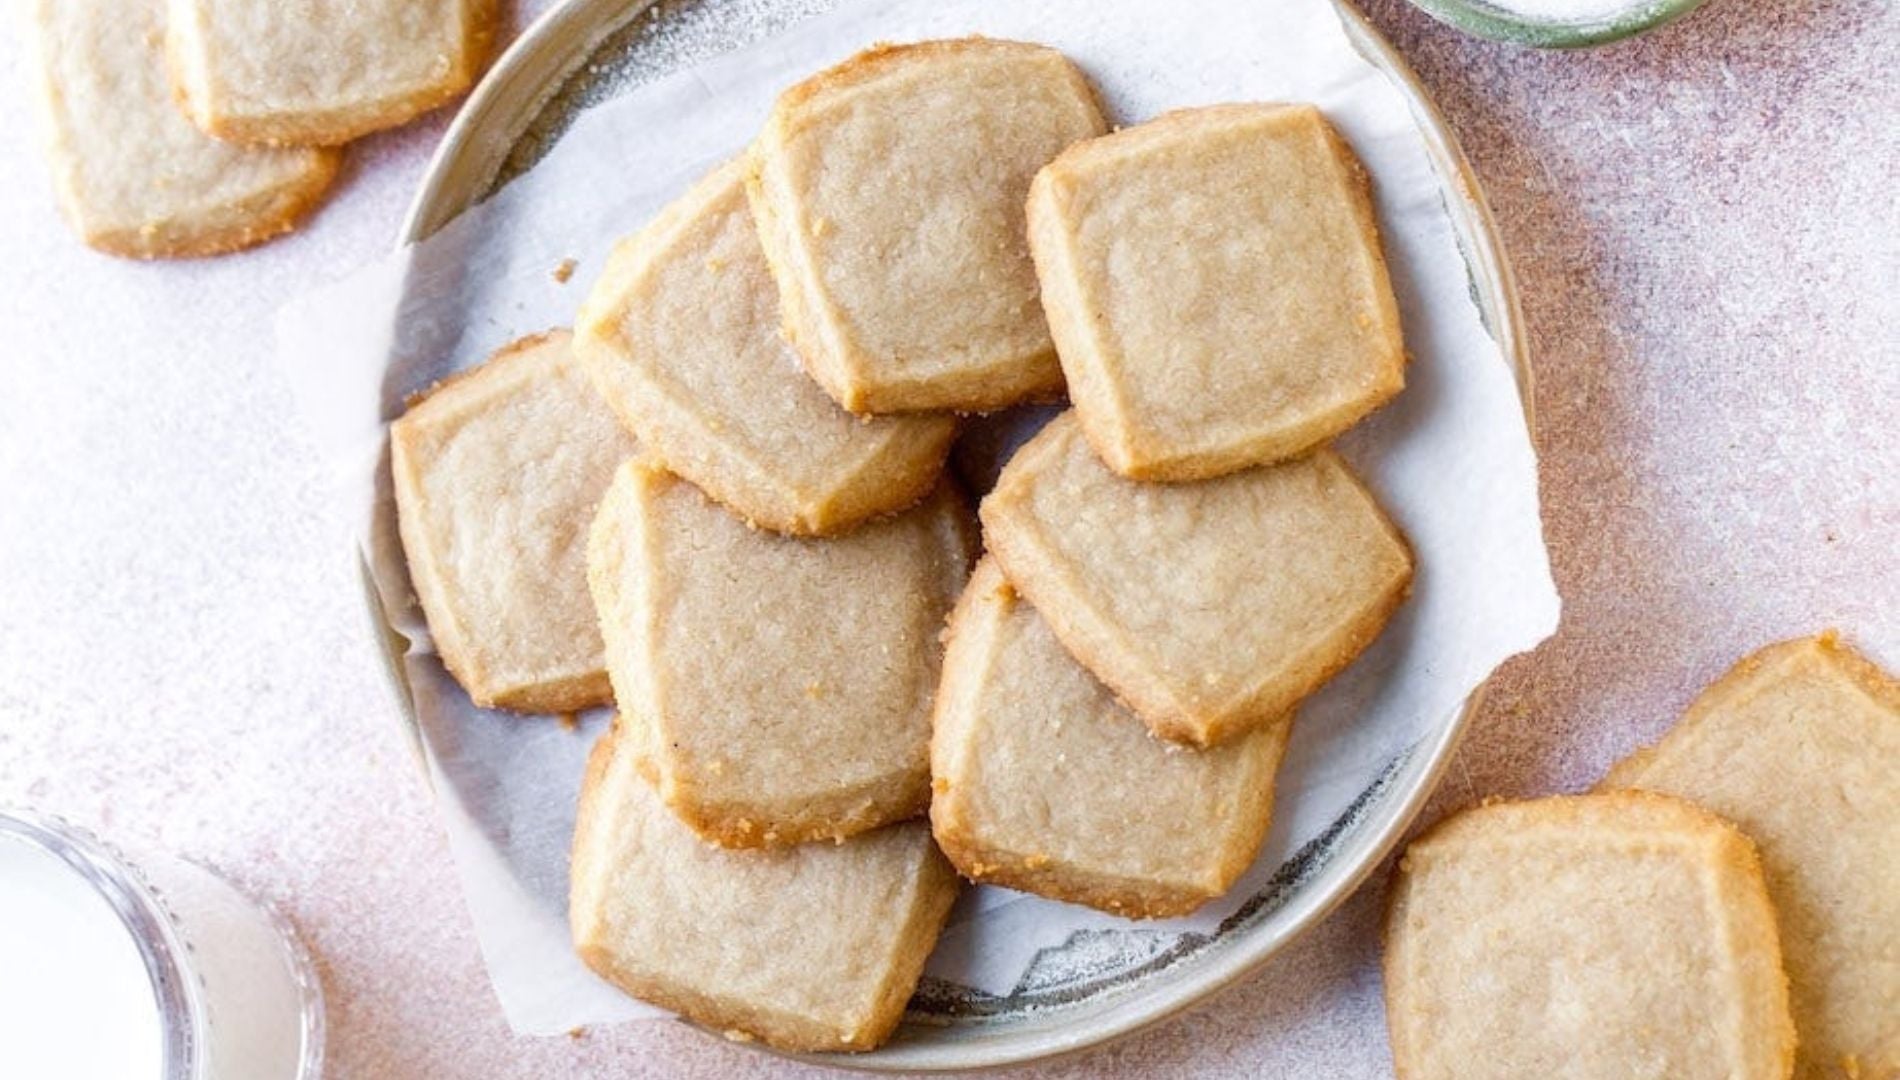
[232,856,329,1080]
[1403,0,1709,47]
[0,810,203,1080]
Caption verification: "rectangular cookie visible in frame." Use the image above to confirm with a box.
[931,559,1292,918]
[390,331,637,713]
[980,412,1412,746]
[1027,103,1404,481]
[1384,792,1795,1080]
[1602,634,1900,1080]
[26,0,337,258]
[586,456,974,847]
[575,158,956,536]
[747,38,1107,414]
[570,719,960,1053]
[165,0,496,146]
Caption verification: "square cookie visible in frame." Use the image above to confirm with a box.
[980,413,1412,746]
[747,38,1107,414]
[570,720,959,1053]
[576,158,956,536]
[1384,793,1795,1080]
[391,331,637,713]
[166,0,496,146]
[27,0,337,258]
[931,559,1292,917]
[1602,635,1900,1080]
[1027,103,1405,481]
[587,457,974,847]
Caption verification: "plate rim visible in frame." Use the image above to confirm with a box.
[379,0,1535,1069]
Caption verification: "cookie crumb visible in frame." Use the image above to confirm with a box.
[552,257,577,283]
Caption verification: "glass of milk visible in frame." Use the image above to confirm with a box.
[1403,0,1710,47]
[0,812,324,1080]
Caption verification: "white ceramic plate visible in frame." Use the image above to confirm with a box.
[382,0,1531,1069]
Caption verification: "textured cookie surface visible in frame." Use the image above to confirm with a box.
[576,159,956,536]
[930,559,1291,917]
[1385,793,1796,1080]
[390,331,636,713]
[587,458,973,847]
[27,0,337,258]
[1603,635,1900,1080]
[570,723,959,1053]
[1027,103,1404,481]
[980,413,1412,746]
[166,0,495,146]
[747,38,1106,414]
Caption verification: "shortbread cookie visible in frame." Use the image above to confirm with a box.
[980,413,1411,746]
[165,0,496,146]
[1385,792,1796,1080]
[1027,103,1405,481]
[571,721,959,1053]
[587,457,974,847]
[576,159,957,536]
[390,331,637,713]
[747,38,1107,414]
[930,559,1292,917]
[26,0,337,258]
[1603,635,1900,1080]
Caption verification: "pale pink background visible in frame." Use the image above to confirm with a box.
[0,0,1893,1076]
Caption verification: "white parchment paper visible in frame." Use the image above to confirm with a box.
[276,0,1559,1036]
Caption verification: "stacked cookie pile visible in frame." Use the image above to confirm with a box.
[1385,634,1898,1080]
[391,38,1417,1053]
[24,0,496,257]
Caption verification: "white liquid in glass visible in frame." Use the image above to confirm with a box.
[0,835,164,1079]
[1484,0,1660,22]
[0,818,321,1080]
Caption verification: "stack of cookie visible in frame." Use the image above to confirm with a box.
[24,0,496,258]
[391,37,1419,1053]
[1385,634,1898,1079]
[941,97,1413,912]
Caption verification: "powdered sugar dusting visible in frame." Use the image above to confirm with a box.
[500,0,838,184]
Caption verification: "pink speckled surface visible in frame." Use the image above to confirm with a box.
[0,1,1894,1077]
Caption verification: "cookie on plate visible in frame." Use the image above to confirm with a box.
[570,719,959,1053]
[165,0,496,146]
[1602,634,1900,1080]
[575,158,957,536]
[747,38,1107,414]
[930,559,1292,918]
[1384,792,1796,1080]
[980,413,1412,747]
[390,331,637,713]
[25,0,337,258]
[1027,103,1404,481]
[587,457,974,847]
